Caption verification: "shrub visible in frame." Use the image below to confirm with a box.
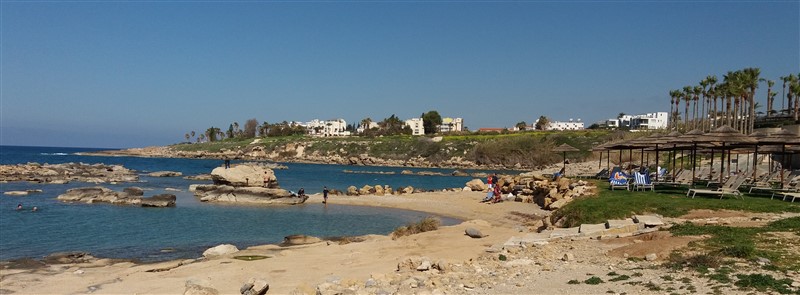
[584,276,604,285]
[391,217,441,239]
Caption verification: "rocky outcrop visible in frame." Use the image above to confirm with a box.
[141,194,176,207]
[465,174,595,210]
[3,189,41,196]
[148,171,182,177]
[184,174,213,181]
[202,244,239,258]
[57,187,176,208]
[211,165,278,188]
[0,162,138,183]
[240,278,269,295]
[193,185,307,205]
[57,187,141,205]
[283,235,322,246]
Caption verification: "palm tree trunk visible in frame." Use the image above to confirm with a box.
[684,99,690,131]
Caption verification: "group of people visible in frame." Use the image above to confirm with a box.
[16,203,37,212]
[481,173,506,203]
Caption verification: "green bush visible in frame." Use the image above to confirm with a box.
[391,217,441,239]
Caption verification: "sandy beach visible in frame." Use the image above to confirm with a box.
[2,190,798,295]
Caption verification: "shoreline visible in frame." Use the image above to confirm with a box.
[0,191,547,294]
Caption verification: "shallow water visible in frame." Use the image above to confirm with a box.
[0,145,481,262]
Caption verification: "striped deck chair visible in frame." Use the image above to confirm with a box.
[609,167,630,191]
[633,172,654,191]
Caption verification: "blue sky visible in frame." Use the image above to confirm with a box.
[2,1,798,148]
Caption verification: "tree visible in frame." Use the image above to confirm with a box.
[184,133,190,142]
[190,131,196,140]
[422,110,442,135]
[617,112,626,119]
[515,121,527,131]
[535,116,549,130]
[243,118,258,138]
[707,75,718,129]
[765,79,775,117]
[693,85,702,130]
[669,90,680,130]
[682,86,692,131]
[259,121,269,137]
[226,124,234,139]
[205,127,220,142]
[742,67,760,133]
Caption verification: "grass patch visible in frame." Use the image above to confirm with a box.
[734,274,797,294]
[567,279,581,285]
[584,276,604,285]
[233,255,269,261]
[498,254,507,261]
[391,217,440,239]
[643,281,662,291]
[553,182,800,227]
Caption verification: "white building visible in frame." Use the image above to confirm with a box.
[607,112,668,130]
[546,119,584,131]
[405,118,425,135]
[304,119,351,137]
[356,121,379,133]
[438,117,464,133]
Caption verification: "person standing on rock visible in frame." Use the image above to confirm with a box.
[224,158,231,169]
[263,171,270,188]
[487,175,494,189]
[323,186,329,204]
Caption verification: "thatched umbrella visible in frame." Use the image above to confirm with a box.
[758,129,800,188]
[672,129,708,186]
[553,143,580,175]
[699,126,758,183]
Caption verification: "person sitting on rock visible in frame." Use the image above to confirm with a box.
[491,184,503,203]
[298,188,305,197]
[552,167,566,181]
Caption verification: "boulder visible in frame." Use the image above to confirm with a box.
[359,185,373,195]
[194,185,305,205]
[385,186,393,195]
[402,186,414,194]
[452,170,469,177]
[57,187,141,205]
[465,179,487,191]
[4,191,29,196]
[283,235,322,246]
[211,165,278,188]
[148,171,183,177]
[141,194,176,207]
[123,187,144,196]
[465,228,485,238]
[202,244,239,258]
[347,186,359,196]
[184,174,213,181]
[374,185,385,196]
[185,278,219,295]
[240,278,269,295]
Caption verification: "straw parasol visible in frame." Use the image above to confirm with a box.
[757,129,800,188]
[699,126,758,183]
[552,143,580,173]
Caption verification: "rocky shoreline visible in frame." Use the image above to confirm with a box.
[0,162,138,184]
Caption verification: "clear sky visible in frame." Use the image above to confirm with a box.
[1,1,798,148]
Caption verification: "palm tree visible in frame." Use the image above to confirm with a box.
[669,90,680,130]
[682,86,693,131]
[788,74,798,115]
[693,86,702,130]
[185,133,190,142]
[790,76,800,121]
[706,75,718,129]
[699,78,709,130]
[762,79,775,117]
[742,68,760,134]
[781,75,789,113]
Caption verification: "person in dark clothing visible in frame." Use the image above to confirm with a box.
[323,186,329,204]
[224,158,231,169]
[298,188,305,197]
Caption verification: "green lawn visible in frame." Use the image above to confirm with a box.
[554,180,800,227]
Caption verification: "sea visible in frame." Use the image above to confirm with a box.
[0,145,483,263]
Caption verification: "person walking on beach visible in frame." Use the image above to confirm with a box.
[323,186,329,204]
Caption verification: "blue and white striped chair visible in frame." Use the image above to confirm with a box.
[609,169,630,191]
[633,172,654,191]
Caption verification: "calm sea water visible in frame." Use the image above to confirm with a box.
[0,145,481,262]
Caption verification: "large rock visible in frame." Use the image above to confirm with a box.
[0,162,138,183]
[211,164,278,188]
[202,244,239,258]
[240,278,269,295]
[346,186,358,196]
[465,228,485,238]
[141,194,176,207]
[185,278,219,295]
[283,235,323,245]
[358,185,373,195]
[148,171,183,177]
[123,187,144,196]
[194,185,307,205]
[57,187,141,205]
[465,179,487,191]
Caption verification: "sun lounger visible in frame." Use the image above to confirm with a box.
[775,192,799,202]
[655,169,691,186]
[750,170,799,194]
[633,172,654,191]
[686,174,747,200]
[609,167,630,191]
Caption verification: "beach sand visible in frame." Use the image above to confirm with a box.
[1,191,795,294]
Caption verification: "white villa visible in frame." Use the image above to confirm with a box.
[546,119,584,131]
[405,118,425,135]
[438,117,464,133]
[606,112,668,130]
[356,121,379,133]
[303,119,351,137]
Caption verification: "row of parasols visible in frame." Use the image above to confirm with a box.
[553,126,800,189]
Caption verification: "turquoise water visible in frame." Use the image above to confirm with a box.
[0,146,481,262]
